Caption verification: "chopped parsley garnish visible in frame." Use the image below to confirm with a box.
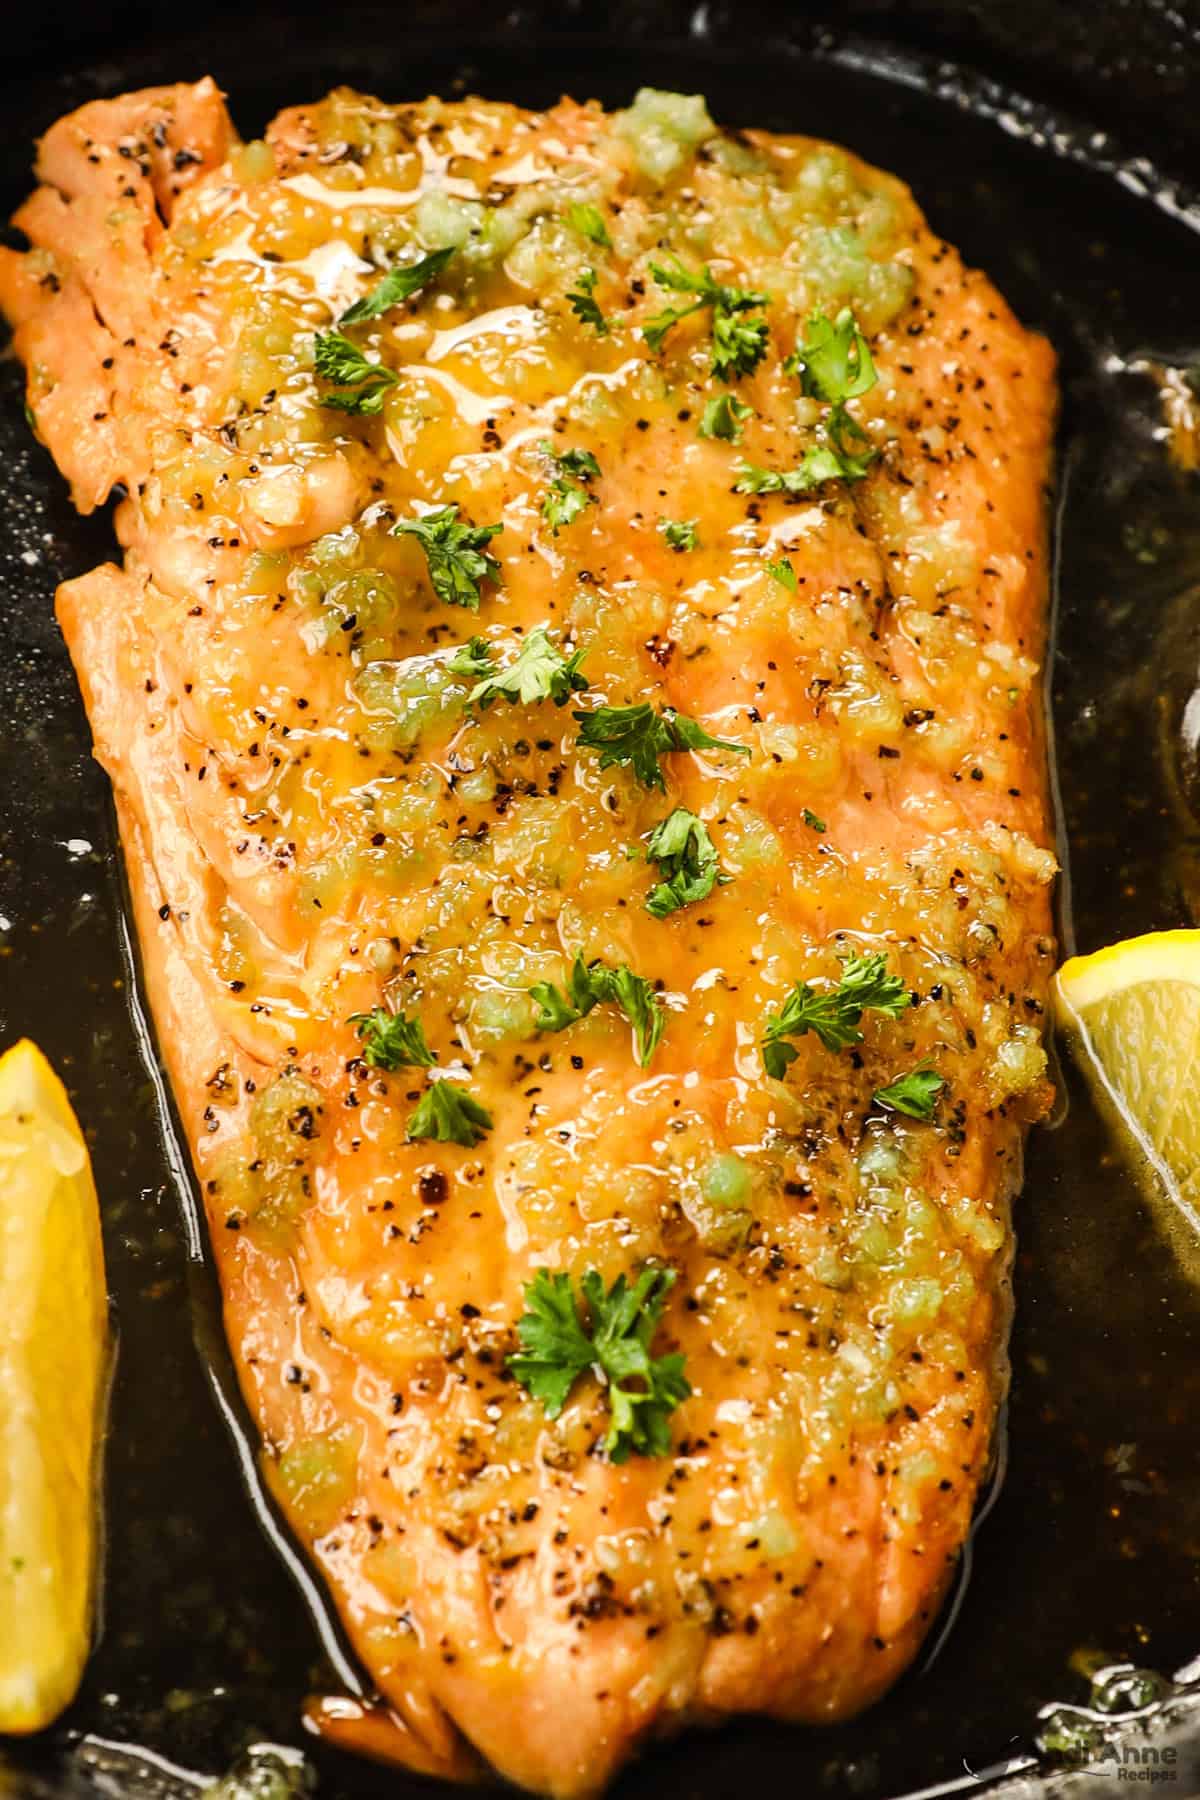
[643,258,769,379]
[574,702,749,792]
[446,635,496,680]
[544,481,592,532]
[392,505,503,610]
[566,267,609,335]
[873,1065,945,1121]
[767,557,797,590]
[541,442,601,534]
[528,961,594,1036]
[802,807,826,833]
[338,245,456,325]
[313,331,399,414]
[761,951,910,1075]
[644,808,727,917]
[823,412,877,480]
[565,201,611,247]
[508,1265,690,1461]
[348,1007,435,1071]
[552,446,602,480]
[733,448,849,495]
[407,1079,493,1146]
[349,1005,491,1142]
[530,953,666,1066]
[786,306,876,405]
[711,308,771,381]
[659,517,699,552]
[699,393,753,442]
[783,306,879,479]
[467,626,588,710]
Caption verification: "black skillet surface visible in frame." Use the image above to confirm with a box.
[2,5,1200,1797]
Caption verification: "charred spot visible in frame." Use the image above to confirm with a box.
[287,1104,319,1140]
[419,1168,449,1205]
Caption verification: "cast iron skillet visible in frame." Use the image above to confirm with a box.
[2,5,1200,1797]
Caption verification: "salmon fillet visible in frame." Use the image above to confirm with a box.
[0,79,1058,1796]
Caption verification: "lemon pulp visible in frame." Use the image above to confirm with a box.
[0,1039,107,1734]
[1055,930,1200,1261]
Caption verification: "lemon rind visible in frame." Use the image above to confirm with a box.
[1055,929,1200,1016]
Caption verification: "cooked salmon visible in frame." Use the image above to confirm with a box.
[0,79,1057,1796]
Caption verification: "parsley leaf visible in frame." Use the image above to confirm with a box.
[528,953,598,1035]
[508,1265,691,1460]
[530,953,666,1066]
[574,702,749,792]
[506,1270,594,1416]
[603,965,667,1066]
[733,448,849,495]
[830,952,909,1020]
[567,267,609,335]
[786,306,877,404]
[338,245,456,325]
[873,1065,945,1121]
[348,1007,436,1071]
[446,635,497,680]
[640,264,709,353]
[392,505,503,611]
[645,258,761,308]
[824,406,878,480]
[699,393,753,442]
[783,306,879,480]
[407,1079,493,1146]
[314,331,399,414]
[767,557,797,590]
[711,307,770,381]
[802,807,826,833]
[566,201,611,247]
[540,441,601,534]
[553,446,602,480]
[645,808,727,917]
[659,517,699,551]
[467,625,588,710]
[643,258,769,378]
[544,480,593,532]
[761,951,910,1076]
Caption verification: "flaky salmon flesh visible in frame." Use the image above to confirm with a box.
[0,79,1057,1796]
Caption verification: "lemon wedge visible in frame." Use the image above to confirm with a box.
[0,1039,107,1734]
[1055,930,1200,1225]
